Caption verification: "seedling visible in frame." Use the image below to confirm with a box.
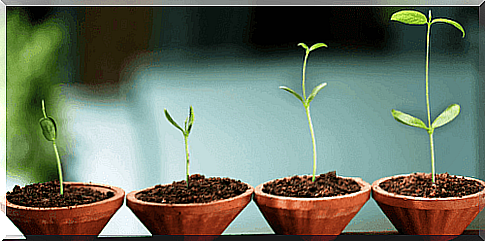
[164,106,194,188]
[280,43,328,182]
[39,100,64,195]
[390,10,464,184]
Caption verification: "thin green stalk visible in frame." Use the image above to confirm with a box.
[42,101,47,119]
[429,133,435,183]
[302,52,309,100]
[302,50,316,182]
[185,134,190,188]
[52,141,64,195]
[425,11,436,184]
[305,106,317,182]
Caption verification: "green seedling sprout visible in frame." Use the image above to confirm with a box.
[164,106,194,188]
[39,100,64,195]
[390,10,464,184]
[280,43,328,182]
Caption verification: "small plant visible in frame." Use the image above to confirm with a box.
[164,106,194,188]
[390,10,464,184]
[279,43,328,182]
[39,100,64,195]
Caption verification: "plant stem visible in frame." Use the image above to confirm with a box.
[302,51,309,100]
[184,134,190,188]
[52,141,64,195]
[301,49,318,181]
[429,133,435,183]
[425,11,436,184]
[42,100,47,119]
[305,105,317,182]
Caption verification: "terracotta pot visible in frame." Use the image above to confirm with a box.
[372,174,485,236]
[125,182,254,235]
[253,175,371,236]
[1,182,125,236]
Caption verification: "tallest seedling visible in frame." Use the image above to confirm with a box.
[280,43,328,182]
[390,10,464,184]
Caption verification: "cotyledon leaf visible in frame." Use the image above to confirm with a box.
[164,108,185,134]
[392,109,428,130]
[279,86,304,104]
[431,18,465,38]
[306,82,327,105]
[39,116,57,141]
[309,43,328,52]
[431,104,460,129]
[391,10,428,25]
[298,43,309,51]
[187,106,194,134]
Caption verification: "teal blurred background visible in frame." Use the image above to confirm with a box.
[5,6,483,235]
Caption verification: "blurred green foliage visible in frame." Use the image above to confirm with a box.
[7,8,68,184]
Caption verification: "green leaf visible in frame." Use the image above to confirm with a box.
[298,43,309,51]
[392,109,428,130]
[306,82,327,104]
[431,18,465,38]
[187,106,194,134]
[279,86,304,103]
[39,117,57,141]
[431,104,460,129]
[309,43,328,52]
[164,108,185,134]
[391,10,428,25]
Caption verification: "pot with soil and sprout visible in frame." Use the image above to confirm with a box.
[371,10,485,238]
[126,106,254,237]
[253,43,371,239]
[0,100,125,237]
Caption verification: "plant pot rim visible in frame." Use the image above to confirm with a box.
[372,173,485,201]
[2,181,125,211]
[254,174,371,201]
[126,180,254,207]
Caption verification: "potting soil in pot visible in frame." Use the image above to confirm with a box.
[136,174,248,204]
[262,171,361,197]
[6,180,115,207]
[379,172,484,198]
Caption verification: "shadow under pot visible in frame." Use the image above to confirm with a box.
[372,173,485,237]
[125,175,254,235]
[1,181,125,236]
[253,172,371,236]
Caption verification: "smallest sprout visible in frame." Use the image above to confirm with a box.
[164,106,194,188]
[39,100,64,195]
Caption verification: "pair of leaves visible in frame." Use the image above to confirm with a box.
[280,82,327,107]
[390,10,465,38]
[280,43,328,107]
[392,104,460,132]
[298,42,328,54]
[164,106,194,137]
[39,100,57,141]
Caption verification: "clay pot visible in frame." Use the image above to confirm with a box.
[253,175,371,236]
[125,182,254,235]
[372,174,485,236]
[1,182,124,236]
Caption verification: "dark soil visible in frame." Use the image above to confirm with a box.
[379,172,484,198]
[6,180,114,208]
[136,174,248,204]
[262,171,361,198]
